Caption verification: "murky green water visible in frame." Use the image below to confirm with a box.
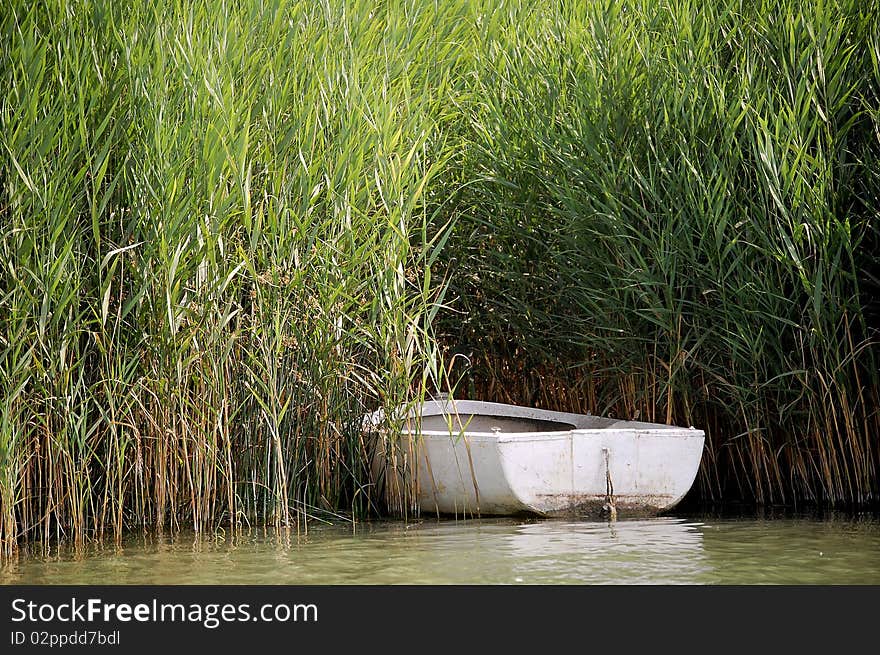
[2,514,879,585]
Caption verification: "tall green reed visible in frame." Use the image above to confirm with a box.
[0,0,465,554]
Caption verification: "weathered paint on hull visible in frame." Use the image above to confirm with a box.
[371,400,705,518]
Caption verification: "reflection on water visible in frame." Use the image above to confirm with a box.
[1,514,879,585]
[498,519,708,584]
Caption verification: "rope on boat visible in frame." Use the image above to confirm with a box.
[602,447,617,521]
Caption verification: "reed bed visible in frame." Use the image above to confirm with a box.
[439,0,880,509]
[2,0,879,553]
[0,0,462,554]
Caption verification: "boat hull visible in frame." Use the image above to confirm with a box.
[370,400,705,518]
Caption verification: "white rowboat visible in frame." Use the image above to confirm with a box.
[369,399,705,518]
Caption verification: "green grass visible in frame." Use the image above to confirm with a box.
[2,0,879,553]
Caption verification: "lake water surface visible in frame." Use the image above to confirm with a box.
[2,513,879,585]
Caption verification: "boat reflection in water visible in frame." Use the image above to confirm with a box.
[484,517,710,584]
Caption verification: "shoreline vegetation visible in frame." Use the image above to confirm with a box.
[2,0,879,554]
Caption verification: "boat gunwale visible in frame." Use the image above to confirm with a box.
[402,399,706,440]
[410,399,594,428]
[403,427,706,441]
